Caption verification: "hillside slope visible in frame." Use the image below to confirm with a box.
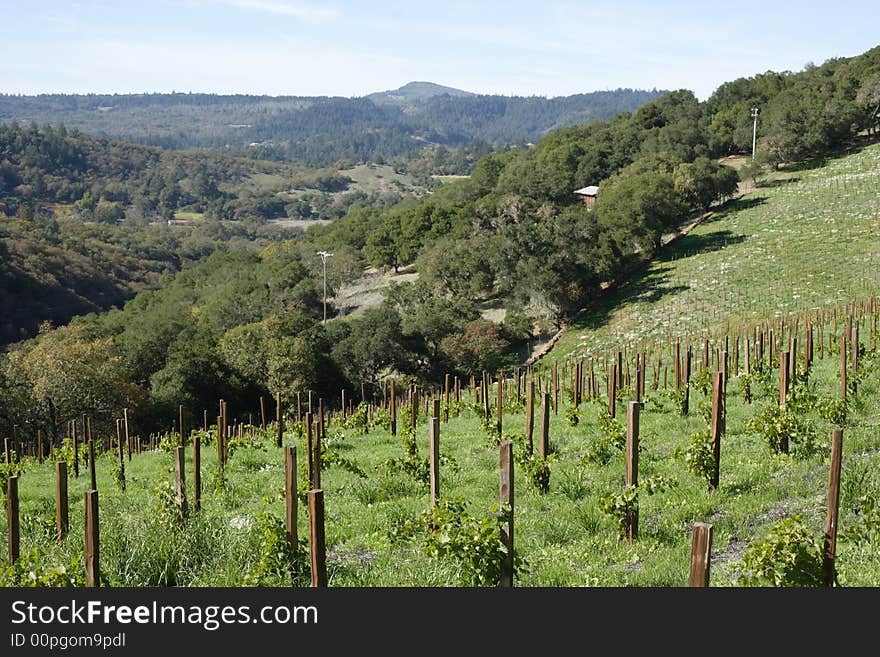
[545,142,880,363]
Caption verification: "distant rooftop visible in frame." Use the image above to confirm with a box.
[574,185,599,196]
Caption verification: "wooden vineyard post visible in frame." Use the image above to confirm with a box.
[84,489,100,587]
[840,335,847,401]
[496,373,503,439]
[639,352,646,402]
[688,522,714,587]
[88,438,97,491]
[37,430,43,464]
[553,361,559,415]
[625,401,639,543]
[525,380,534,456]
[538,393,550,460]
[276,392,283,448]
[285,446,298,580]
[3,438,10,465]
[7,476,19,565]
[304,413,314,489]
[634,354,641,404]
[174,446,188,522]
[674,342,681,390]
[608,362,617,418]
[429,400,440,507]
[482,372,491,423]
[682,347,691,416]
[823,428,843,587]
[73,419,79,478]
[499,440,514,587]
[193,422,201,513]
[709,371,725,490]
[389,378,396,436]
[260,396,267,431]
[56,462,68,542]
[124,408,131,463]
[444,374,451,422]
[179,404,187,447]
[308,490,327,587]
[313,417,322,490]
[779,351,789,407]
[851,321,859,394]
[744,339,751,405]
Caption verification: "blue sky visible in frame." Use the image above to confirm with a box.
[2,1,878,100]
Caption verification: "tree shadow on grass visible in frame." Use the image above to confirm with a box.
[568,229,748,338]
[662,230,748,263]
[697,195,768,227]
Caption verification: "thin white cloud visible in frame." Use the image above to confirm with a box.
[226,0,340,20]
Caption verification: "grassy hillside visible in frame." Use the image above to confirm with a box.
[548,142,880,361]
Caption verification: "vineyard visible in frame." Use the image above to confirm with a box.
[2,147,880,589]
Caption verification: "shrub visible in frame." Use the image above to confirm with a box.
[737,516,824,587]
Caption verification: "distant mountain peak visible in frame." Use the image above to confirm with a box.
[366,81,475,105]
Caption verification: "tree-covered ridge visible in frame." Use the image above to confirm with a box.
[0,88,666,166]
[302,45,880,322]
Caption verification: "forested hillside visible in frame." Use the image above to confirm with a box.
[0,123,321,344]
[0,87,664,167]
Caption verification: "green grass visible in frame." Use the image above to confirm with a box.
[2,336,878,587]
[551,142,880,360]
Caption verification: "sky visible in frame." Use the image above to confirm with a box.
[1,0,878,101]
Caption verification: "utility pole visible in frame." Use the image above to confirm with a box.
[751,107,759,160]
[317,251,333,324]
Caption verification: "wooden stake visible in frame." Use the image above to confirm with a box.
[193,423,200,513]
[84,490,100,587]
[88,438,97,491]
[682,347,691,415]
[285,446,298,578]
[305,412,314,489]
[73,419,79,477]
[56,461,68,542]
[174,446,188,521]
[123,408,131,463]
[625,401,639,543]
[823,428,843,587]
[525,380,534,456]
[496,373,503,438]
[429,406,440,508]
[276,392,283,448]
[779,351,789,407]
[308,490,327,587]
[389,378,396,436]
[688,522,714,587]
[179,404,187,446]
[710,371,725,489]
[538,392,550,460]
[499,440,514,587]
[7,476,19,565]
[609,362,617,418]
